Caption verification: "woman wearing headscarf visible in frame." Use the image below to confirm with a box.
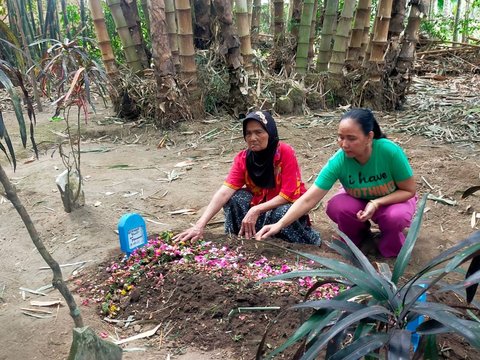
[174,110,320,245]
[256,108,417,258]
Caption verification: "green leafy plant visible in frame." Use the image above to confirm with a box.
[36,36,109,212]
[256,194,480,359]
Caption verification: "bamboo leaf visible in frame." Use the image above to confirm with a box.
[392,193,428,284]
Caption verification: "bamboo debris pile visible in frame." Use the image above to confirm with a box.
[386,74,480,145]
[415,40,480,75]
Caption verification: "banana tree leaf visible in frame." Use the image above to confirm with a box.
[265,310,327,359]
[416,319,449,335]
[300,305,393,360]
[258,269,339,283]
[392,193,428,284]
[462,186,480,199]
[408,307,480,348]
[329,333,389,360]
[387,329,411,360]
[466,255,480,303]
[335,228,395,300]
[296,252,390,301]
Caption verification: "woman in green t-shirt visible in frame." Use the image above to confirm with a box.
[256,109,417,257]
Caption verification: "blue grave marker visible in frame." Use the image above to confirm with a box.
[118,213,148,256]
[406,284,427,352]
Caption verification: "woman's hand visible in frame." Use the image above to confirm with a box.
[357,200,378,222]
[173,225,204,243]
[255,222,282,240]
[239,207,260,239]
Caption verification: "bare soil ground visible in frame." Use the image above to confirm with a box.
[1,76,480,359]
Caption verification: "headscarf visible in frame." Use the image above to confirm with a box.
[242,111,279,188]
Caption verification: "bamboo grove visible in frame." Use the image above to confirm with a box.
[0,0,479,124]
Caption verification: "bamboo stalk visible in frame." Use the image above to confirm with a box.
[235,0,253,72]
[106,0,144,73]
[316,0,339,71]
[165,0,180,69]
[88,0,120,81]
[295,0,315,74]
[346,0,371,64]
[329,0,357,74]
[175,0,198,92]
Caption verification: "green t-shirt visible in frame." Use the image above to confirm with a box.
[314,138,413,200]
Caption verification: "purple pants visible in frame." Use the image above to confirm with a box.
[325,190,417,258]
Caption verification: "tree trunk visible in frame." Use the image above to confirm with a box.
[120,0,150,69]
[165,0,180,68]
[60,0,71,40]
[443,0,451,16]
[273,0,285,47]
[316,0,339,71]
[148,0,179,124]
[247,0,253,27]
[235,0,253,71]
[175,0,199,96]
[396,1,422,74]
[1,163,123,358]
[193,0,213,49]
[307,0,319,62]
[462,0,471,43]
[452,0,462,44]
[88,0,120,82]
[213,0,247,113]
[0,164,84,328]
[346,0,371,64]
[295,0,315,74]
[290,0,303,43]
[368,0,393,64]
[329,0,357,74]
[389,0,407,38]
[251,0,261,47]
[106,0,144,73]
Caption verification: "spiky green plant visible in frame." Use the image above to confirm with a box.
[256,193,480,359]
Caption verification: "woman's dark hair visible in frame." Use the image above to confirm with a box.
[340,108,386,139]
